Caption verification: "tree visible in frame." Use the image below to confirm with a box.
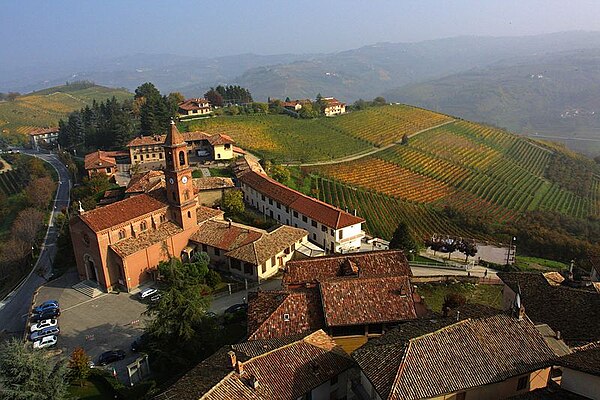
[68,347,91,386]
[221,190,244,215]
[204,88,224,107]
[12,208,44,244]
[352,99,368,111]
[270,164,290,184]
[389,221,419,256]
[372,96,387,106]
[0,338,69,400]
[25,177,56,210]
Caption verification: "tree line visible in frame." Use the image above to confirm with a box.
[204,85,253,106]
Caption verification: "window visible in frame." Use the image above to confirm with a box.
[231,259,241,270]
[184,190,190,200]
[225,144,231,150]
[187,211,191,218]
[202,244,208,252]
[105,167,111,173]
[338,230,343,240]
[134,155,138,160]
[330,229,334,236]
[261,263,266,274]
[517,376,528,391]
[152,153,156,158]
[217,154,221,159]
[311,220,317,228]
[293,211,298,218]
[160,214,166,223]
[140,221,147,231]
[261,194,265,201]
[276,202,281,209]
[244,263,253,274]
[285,206,289,213]
[271,256,276,267]
[312,233,316,240]
[302,215,308,223]
[118,230,125,240]
[214,248,220,256]
[268,199,273,205]
[283,313,290,321]
[321,225,327,232]
[159,153,163,159]
[179,151,186,167]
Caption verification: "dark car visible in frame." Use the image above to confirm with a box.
[29,326,60,341]
[224,303,248,314]
[33,300,59,314]
[130,333,150,353]
[98,350,126,366]
[31,308,60,323]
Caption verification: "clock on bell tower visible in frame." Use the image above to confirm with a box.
[163,120,197,230]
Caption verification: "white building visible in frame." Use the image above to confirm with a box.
[29,127,59,149]
[239,171,365,253]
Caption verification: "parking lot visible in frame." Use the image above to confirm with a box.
[34,270,149,382]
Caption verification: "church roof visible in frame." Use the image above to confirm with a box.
[164,120,186,147]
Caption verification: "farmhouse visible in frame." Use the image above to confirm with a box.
[239,170,365,253]
[70,122,307,292]
[126,130,237,167]
[28,127,59,149]
[177,98,212,117]
[164,330,355,400]
[322,97,346,116]
[353,312,557,400]
[83,150,117,178]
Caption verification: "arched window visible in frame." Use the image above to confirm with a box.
[187,211,191,219]
[184,190,190,201]
[140,221,147,231]
[118,230,125,240]
[178,151,186,167]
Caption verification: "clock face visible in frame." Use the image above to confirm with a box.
[169,177,174,185]
[182,176,188,184]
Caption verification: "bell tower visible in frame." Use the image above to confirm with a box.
[163,121,197,230]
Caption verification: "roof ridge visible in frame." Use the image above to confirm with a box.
[199,370,237,400]
[389,341,412,400]
[244,329,325,364]
[408,318,472,343]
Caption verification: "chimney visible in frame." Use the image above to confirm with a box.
[556,330,561,340]
[227,218,232,228]
[235,360,244,375]
[353,209,357,216]
[227,351,236,369]
[455,310,461,321]
[248,374,259,389]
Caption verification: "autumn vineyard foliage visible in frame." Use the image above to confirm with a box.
[300,108,600,242]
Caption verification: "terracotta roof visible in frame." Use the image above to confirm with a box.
[28,127,59,136]
[353,314,557,400]
[233,145,246,155]
[225,225,307,265]
[77,194,167,232]
[190,220,263,251]
[498,272,600,345]
[323,97,345,107]
[233,156,265,178]
[247,289,324,341]
[283,250,411,288]
[163,330,353,400]
[125,170,165,194]
[240,170,364,229]
[182,130,211,142]
[319,276,416,327]
[178,98,211,111]
[196,206,224,223]
[192,177,234,191]
[209,133,235,146]
[84,150,116,170]
[164,121,186,147]
[126,134,165,147]
[557,341,600,376]
[110,221,183,257]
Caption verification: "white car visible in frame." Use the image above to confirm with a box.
[30,319,58,333]
[139,287,158,300]
[33,335,57,349]
[196,149,210,157]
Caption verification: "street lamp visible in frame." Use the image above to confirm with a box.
[506,236,516,266]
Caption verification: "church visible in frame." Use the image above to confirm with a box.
[70,122,227,292]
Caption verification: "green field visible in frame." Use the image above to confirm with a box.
[416,282,503,313]
[0,83,132,143]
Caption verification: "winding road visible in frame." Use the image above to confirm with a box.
[0,150,71,335]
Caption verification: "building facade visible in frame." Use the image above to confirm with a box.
[322,97,346,116]
[239,171,365,253]
[84,150,117,178]
[178,98,212,117]
[29,127,59,149]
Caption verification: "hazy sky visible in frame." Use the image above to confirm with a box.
[2,0,600,67]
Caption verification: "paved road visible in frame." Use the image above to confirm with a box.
[209,278,283,314]
[0,150,71,335]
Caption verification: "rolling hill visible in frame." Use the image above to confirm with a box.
[0,83,132,143]
[383,49,600,156]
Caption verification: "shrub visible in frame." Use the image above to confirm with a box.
[205,269,222,289]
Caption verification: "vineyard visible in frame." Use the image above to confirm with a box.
[0,169,25,196]
[185,104,454,162]
[308,118,600,241]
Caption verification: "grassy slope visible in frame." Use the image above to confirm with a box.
[0,84,132,143]
[416,282,503,313]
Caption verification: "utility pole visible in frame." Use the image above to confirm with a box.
[506,236,516,266]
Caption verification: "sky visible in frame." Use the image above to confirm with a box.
[1,0,600,68]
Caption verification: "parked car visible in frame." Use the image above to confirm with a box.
[31,308,60,322]
[29,326,60,341]
[130,333,150,353]
[224,303,248,314]
[98,350,126,366]
[139,287,158,300]
[33,300,59,314]
[30,319,58,333]
[196,149,210,157]
[33,335,57,349]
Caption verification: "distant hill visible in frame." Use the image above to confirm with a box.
[382,49,600,156]
[0,83,132,143]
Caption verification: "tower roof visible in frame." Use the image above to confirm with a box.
[164,120,186,147]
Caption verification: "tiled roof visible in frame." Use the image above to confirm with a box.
[353,314,557,400]
[232,145,246,155]
[247,289,324,341]
[498,272,600,345]
[323,97,345,107]
[164,121,185,147]
[84,150,117,170]
[28,127,59,136]
[77,194,167,232]
[240,170,364,229]
[126,134,165,147]
[192,177,234,191]
[225,225,307,266]
[283,250,411,287]
[209,133,235,146]
[196,206,224,223]
[319,276,417,327]
[125,170,165,194]
[190,220,263,251]
[557,341,600,376]
[233,156,265,178]
[163,330,353,400]
[178,98,211,111]
[110,221,183,257]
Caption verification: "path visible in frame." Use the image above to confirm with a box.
[0,150,71,334]
[288,120,455,167]
[209,278,283,314]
